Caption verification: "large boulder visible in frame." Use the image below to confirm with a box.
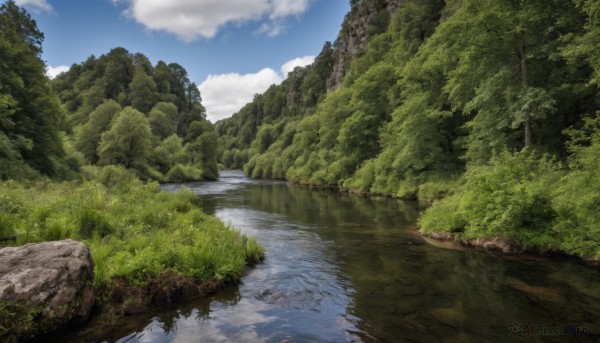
[0,240,94,342]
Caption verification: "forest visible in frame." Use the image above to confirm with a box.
[2,1,219,182]
[216,0,600,260]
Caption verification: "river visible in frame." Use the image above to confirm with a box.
[54,170,600,342]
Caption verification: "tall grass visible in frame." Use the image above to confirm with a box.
[0,166,264,289]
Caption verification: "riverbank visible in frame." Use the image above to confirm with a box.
[420,231,600,268]
[0,166,264,342]
[260,149,600,268]
[28,169,600,343]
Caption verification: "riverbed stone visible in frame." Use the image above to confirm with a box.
[429,304,466,329]
[0,240,95,341]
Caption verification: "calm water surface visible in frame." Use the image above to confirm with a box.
[56,171,600,342]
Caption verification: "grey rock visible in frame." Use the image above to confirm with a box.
[0,239,94,340]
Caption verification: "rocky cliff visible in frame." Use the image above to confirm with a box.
[326,0,402,91]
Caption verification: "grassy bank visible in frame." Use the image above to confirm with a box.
[419,123,600,262]
[0,165,264,310]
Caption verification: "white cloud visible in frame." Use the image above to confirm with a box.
[46,65,70,79]
[255,21,286,37]
[199,55,317,122]
[269,0,308,18]
[15,0,53,13]
[117,0,311,42]
[199,68,283,122]
[281,55,315,75]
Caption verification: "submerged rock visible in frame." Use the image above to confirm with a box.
[422,232,525,254]
[504,277,565,304]
[0,240,94,342]
[462,237,524,254]
[429,304,466,329]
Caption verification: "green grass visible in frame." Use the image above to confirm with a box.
[0,165,264,290]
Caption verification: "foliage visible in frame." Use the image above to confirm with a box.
[97,107,153,176]
[166,163,202,183]
[0,168,264,288]
[419,194,465,234]
[52,44,216,183]
[0,300,46,343]
[75,100,122,163]
[214,0,600,259]
[457,151,562,241]
[552,114,600,257]
[421,133,600,259]
[0,1,67,179]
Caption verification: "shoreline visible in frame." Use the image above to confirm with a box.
[419,231,600,268]
[248,173,600,269]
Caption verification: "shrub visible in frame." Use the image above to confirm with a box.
[419,195,465,234]
[76,209,114,239]
[82,165,139,189]
[420,150,564,252]
[0,214,16,241]
[166,164,202,182]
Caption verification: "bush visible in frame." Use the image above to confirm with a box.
[166,164,202,182]
[459,150,562,240]
[419,195,465,234]
[416,174,460,203]
[82,165,139,189]
[0,214,16,241]
[76,209,114,239]
[420,150,564,251]
[553,117,600,257]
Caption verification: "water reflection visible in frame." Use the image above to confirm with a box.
[51,170,600,342]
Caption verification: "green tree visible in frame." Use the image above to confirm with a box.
[129,66,157,113]
[562,0,600,86]
[148,102,178,139]
[178,104,207,137]
[185,131,219,180]
[184,120,214,143]
[98,107,152,174]
[102,47,134,100]
[0,0,66,177]
[75,100,122,163]
[443,0,580,158]
[153,134,184,174]
[0,93,37,178]
[133,52,154,76]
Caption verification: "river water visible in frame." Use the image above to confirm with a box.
[55,170,600,342]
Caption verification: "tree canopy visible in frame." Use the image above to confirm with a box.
[216,0,600,258]
[51,45,217,181]
[0,0,66,178]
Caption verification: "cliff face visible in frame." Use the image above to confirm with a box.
[326,0,402,91]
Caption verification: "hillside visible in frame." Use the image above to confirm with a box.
[2,0,219,183]
[216,0,600,259]
[52,48,219,181]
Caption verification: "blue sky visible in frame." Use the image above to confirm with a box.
[14,0,349,122]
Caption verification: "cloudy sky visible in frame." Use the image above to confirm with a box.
[16,0,349,122]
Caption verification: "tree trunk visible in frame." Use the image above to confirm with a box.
[518,39,532,147]
[524,117,532,147]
